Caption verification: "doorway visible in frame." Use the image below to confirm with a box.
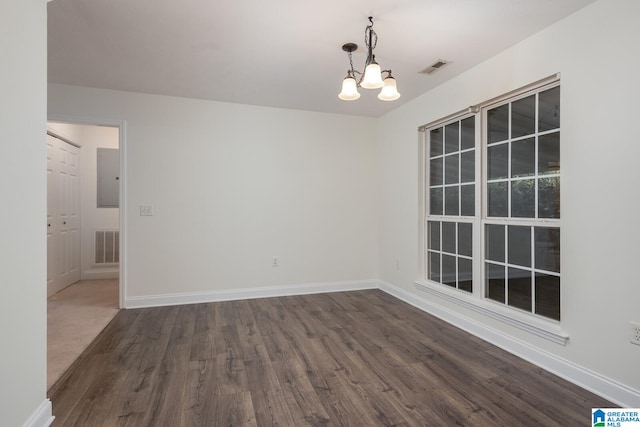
[46,120,123,390]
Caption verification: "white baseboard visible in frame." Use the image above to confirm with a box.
[378,280,640,408]
[81,268,119,280]
[124,279,378,309]
[23,399,54,427]
[121,277,639,406]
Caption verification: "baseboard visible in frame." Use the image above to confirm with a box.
[121,277,639,406]
[124,279,378,309]
[81,269,119,280]
[378,280,640,408]
[22,399,54,427]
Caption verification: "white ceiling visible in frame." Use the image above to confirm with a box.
[47,0,596,118]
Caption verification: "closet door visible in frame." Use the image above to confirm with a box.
[47,133,80,296]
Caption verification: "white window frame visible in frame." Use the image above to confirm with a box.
[417,74,568,345]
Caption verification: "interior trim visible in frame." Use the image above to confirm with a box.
[379,280,640,408]
[22,399,53,427]
[414,280,568,345]
[119,277,639,407]
[124,279,379,309]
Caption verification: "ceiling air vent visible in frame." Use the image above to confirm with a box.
[420,60,448,74]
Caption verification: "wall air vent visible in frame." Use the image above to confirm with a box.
[420,60,448,74]
[95,230,119,265]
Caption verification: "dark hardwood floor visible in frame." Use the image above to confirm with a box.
[49,290,612,426]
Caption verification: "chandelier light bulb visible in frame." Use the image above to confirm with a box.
[378,76,401,101]
[338,76,360,100]
[361,62,384,89]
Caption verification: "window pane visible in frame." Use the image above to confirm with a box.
[445,122,459,154]
[508,226,531,267]
[428,221,440,251]
[458,222,472,257]
[430,127,443,157]
[488,104,509,143]
[430,158,443,186]
[538,133,560,175]
[535,273,560,320]
[511,179,535,218]
[442,254,457,288]
[486,224,505,262]
[461,151,475,183]
[461,116,475,150]
[486,263,505,303]
[430,188,443,215]
[442,222,456,254]
[511,138,535,177]
[535,227,560,273]
[488,182,508,217]
[445,186,459,216]
[488,144,508,180]
[508,267,532,311]
[511,95,536,138]
[538,177,560,218]
[459,258,473,292]
[429,252,441,282]
[538,86,560,132]
[461,184,475,217]
[445,154,459,184]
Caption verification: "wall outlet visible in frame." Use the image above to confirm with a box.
[272,257,279,267]
[140,205,153,216]
[395,258,400,270]
[631,322,640,346]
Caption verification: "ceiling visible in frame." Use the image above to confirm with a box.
[47,0,596,118]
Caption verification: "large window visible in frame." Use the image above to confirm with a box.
[424,81,560,321]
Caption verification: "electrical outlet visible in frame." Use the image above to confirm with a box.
[272,257,279,267]
[396,258,400,270]
[140,205,153,216]
[631,322,640,346]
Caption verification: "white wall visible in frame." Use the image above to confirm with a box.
[47,122,120,280]
[48,87,379,302]
[377,0,640,404]
[0,0,50,426]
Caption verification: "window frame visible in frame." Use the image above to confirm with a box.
[417,75,567,345]
[423,111,482,295]
[481,81,561,320]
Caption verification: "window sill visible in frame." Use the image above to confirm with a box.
[414,280,569,345]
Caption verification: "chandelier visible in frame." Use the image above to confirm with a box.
[338,17,400,102]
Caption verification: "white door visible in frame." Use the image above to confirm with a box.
[47,133,81,296]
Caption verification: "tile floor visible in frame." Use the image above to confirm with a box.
[47,279,119,390]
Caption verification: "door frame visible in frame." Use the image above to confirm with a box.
[48,114,127,309]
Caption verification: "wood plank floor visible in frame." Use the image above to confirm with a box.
[49,290,612,426]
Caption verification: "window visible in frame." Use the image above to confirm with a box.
[484,84,561,320]
[424,81,560,321]
[426,116,476,293]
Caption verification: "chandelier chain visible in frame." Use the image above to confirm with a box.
[365,26,377,51]
[348,51,355,76]
[365,18,377,65]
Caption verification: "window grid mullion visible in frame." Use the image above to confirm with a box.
[530,226,536,314]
